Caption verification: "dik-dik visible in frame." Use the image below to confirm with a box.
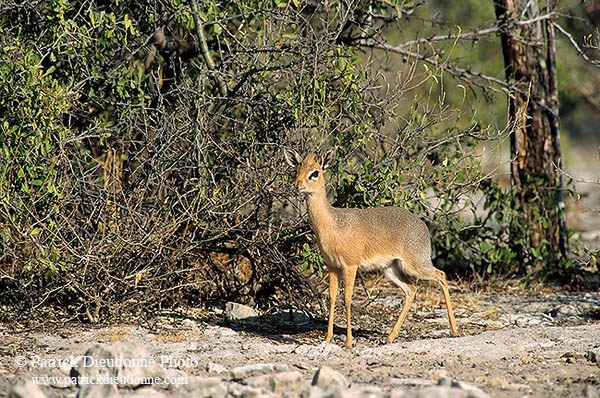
[284,149,458,348]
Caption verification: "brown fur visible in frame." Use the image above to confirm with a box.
[284,149,458,348]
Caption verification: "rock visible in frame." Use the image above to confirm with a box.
[181,319,196,328]
[204,325,239,338]
[312,366,349,391]
[390,378,431,387]
[231,363,289,379]
[207,362,229,375]
[9,379,47,398]
[583,384,599,398]
[433,377,491,398]
[551,304,584,321]
[270,371,304,393]
[228,383,263,398]
[71,342,162,398]
[240,341,279,357]
[294,341,342,359]
[503,383,532,392]
[348,385,383,398]
[244,371,304,394]
[244,374,273,390]
[182,377,228,398]
[586,346,600,367]
[225,302,259,321]
[398,385,491,398]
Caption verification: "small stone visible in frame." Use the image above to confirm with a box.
[231,363,288,379]
[206,362,229,375]
[71,342,163,398]
[503,383,532,392]
[294,341,341,359]
[271,371,303,393]
[225,302,259,321]
[232,384,263,398]
[312,366,349,391]
[181,319,196,328]
[486,377,507,388]
[404,385,491,398]
[436,377,491,398]
[308,385,329,398]
[389,378,431,387]
[9,380,47,398]
[243,374,272,390]
[583,384,599,398]
[550,304,583,321]
[586,346,600,367]
[184,377,228,398]
[236,370,302,395]
[351,385,383,398]
[204,325,239,338]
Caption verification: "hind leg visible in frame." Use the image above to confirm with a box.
[421,267,458,335]
[383,267,417,343]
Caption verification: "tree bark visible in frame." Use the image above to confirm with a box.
[493,0,569,272]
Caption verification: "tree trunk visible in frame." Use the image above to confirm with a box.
[493,0,569,272]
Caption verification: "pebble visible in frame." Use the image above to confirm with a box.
[312,366,349,391]
[231,363,289,379]
[294,341,342,359]
[185,377,228,398]
[586,346,600,367]
[224,302,259,321]
[207,362,229,375]
[583,384,599,398]
[8,380,47,398]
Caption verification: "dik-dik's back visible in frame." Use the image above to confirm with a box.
[323,205,433,273]
[285,148,457,348]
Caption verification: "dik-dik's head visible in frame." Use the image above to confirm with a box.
[283,149,334,195]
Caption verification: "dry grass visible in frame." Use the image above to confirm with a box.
[154,330,204,343]
[97,328,132,342]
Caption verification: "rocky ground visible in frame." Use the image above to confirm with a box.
[1,283,600,398]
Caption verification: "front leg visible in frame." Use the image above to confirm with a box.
[325,270,340,343]
[343,266,357,348]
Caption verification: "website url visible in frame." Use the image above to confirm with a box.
[30,374,188,386]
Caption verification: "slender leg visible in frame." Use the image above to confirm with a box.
[325,270,340,343]
[435,270,458,335]
[420,268,458,336]
[342,266,357,348]
[383,266,417,344]
[386,282,417,343]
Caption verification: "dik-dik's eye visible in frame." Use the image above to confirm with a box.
[308,170,319,180]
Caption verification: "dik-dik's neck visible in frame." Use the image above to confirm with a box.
[304,187,334,236]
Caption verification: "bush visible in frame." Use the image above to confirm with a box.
[0,0,587,323]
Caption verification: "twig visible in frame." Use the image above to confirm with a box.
[361,41,509,94]
[190,0,228,98]
[553,22,600,66]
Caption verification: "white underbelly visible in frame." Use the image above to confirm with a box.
[359,255,397,272]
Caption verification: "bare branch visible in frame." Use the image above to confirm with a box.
[554,22,600,67]
[190,0,228,98]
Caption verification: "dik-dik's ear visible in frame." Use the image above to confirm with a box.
[320,149,335,170]
[283,148,302,168]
